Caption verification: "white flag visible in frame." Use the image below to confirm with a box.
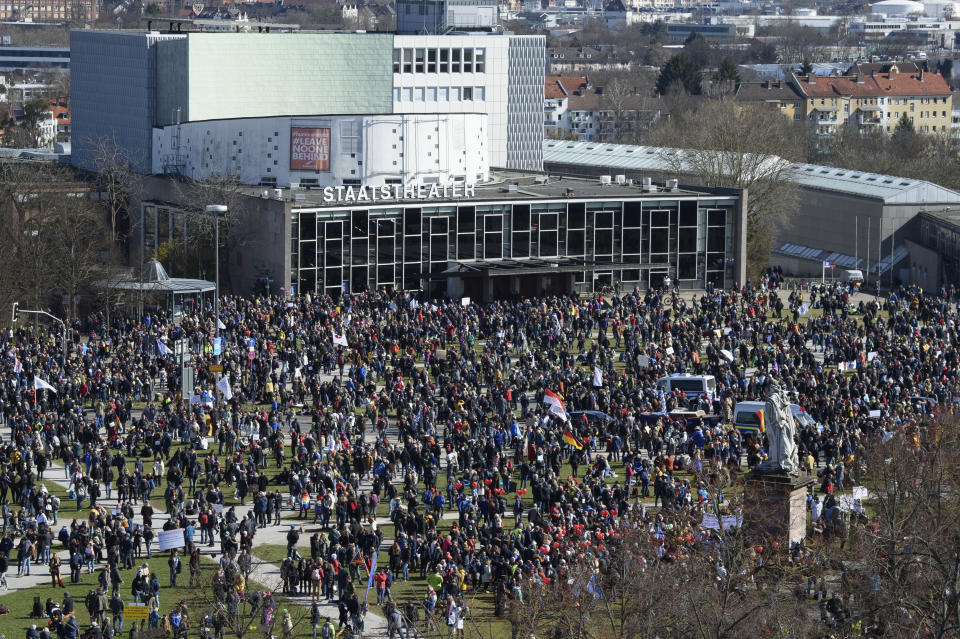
[157,339,172,357]
[33,376,56,393]
[217,318,226,330]
[720,349,735,362]
[592,366,603,387]
[216,375,233,401]
[332,332,348,347]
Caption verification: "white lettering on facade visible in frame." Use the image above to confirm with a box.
[310,184,479,205]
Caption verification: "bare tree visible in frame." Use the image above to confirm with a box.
[648,99,800,279]
[89,135,143,244]
[846,417,960,638]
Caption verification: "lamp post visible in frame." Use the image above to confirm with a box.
[205,205,228,349]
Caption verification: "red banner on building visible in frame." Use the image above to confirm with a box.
[290,127,330,171]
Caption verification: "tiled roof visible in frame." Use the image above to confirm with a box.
[795,71,951,98]
[545,76,589,99]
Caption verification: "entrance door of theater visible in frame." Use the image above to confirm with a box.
[491,273,574,299]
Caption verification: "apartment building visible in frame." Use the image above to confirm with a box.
[793,67,952,136]
[0,0,99,21]
[735,66,952,138]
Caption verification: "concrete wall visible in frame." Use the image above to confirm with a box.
[903,238,940,292]
[152,113,489,187]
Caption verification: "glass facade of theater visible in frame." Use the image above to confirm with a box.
[289,196,739,297]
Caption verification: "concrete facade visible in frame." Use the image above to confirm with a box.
[151,113,490,187]
[392,33,544,170]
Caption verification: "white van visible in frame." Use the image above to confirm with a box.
[733,401,821,437]
[840,269,864,284]
[656,374,716,401]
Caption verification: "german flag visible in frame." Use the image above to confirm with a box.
[563,430,584,450]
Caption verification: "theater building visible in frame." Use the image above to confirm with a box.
[138,172,747,301]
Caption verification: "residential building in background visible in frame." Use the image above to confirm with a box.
[0,0,99,22]
[545,75,590,137]
[793,68,952,136]
[735,67,953,138]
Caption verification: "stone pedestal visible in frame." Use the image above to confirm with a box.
[743,471,814,548]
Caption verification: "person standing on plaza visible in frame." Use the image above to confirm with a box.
[168,549,182,587]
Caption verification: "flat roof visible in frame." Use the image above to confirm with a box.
[245,171,739,209]
[543,139,960,205]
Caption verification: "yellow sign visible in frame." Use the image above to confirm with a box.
[209,365,223,372]
[124,604,150,620]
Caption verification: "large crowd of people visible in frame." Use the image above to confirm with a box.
[0,275,956,638]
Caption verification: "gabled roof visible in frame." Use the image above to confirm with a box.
[545,75,589,99]
[794,71,951,98]
[845,60,925,76]
[734,80,804,102]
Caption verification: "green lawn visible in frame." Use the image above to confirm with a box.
[0,551,285,639]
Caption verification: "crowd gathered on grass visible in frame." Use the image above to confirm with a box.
[0,274,956,637]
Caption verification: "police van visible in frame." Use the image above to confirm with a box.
[733,401,821,437]
[655,374,716,401]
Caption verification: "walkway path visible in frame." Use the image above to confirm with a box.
[0,422,391,638]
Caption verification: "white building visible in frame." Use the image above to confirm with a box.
[393,33,544,170]
[72,29,545,180]
[151,113,489,188]
[871,0,926,16]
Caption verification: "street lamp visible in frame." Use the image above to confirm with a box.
[205,204,228,349]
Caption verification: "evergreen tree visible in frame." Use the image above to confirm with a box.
[717,57,740,84]
[656,54,703,96]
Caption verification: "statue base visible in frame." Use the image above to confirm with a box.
[743,471,814,548]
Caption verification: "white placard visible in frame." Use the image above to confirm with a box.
[157,528,185,551]
[852,487,868,500]
[637,355,650,368]
[869,409,881,418]
[665,346,674,356]
[461,297,470,307]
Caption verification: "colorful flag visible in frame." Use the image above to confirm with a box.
[544,389,567,420]
[332,332,349,347]
[157,339,172,357]
[13,357,22,374]
[562,430,584,450]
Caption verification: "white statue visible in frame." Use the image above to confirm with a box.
[755,379,799,475]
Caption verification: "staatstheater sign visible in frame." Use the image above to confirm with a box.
[319,183,476,204]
